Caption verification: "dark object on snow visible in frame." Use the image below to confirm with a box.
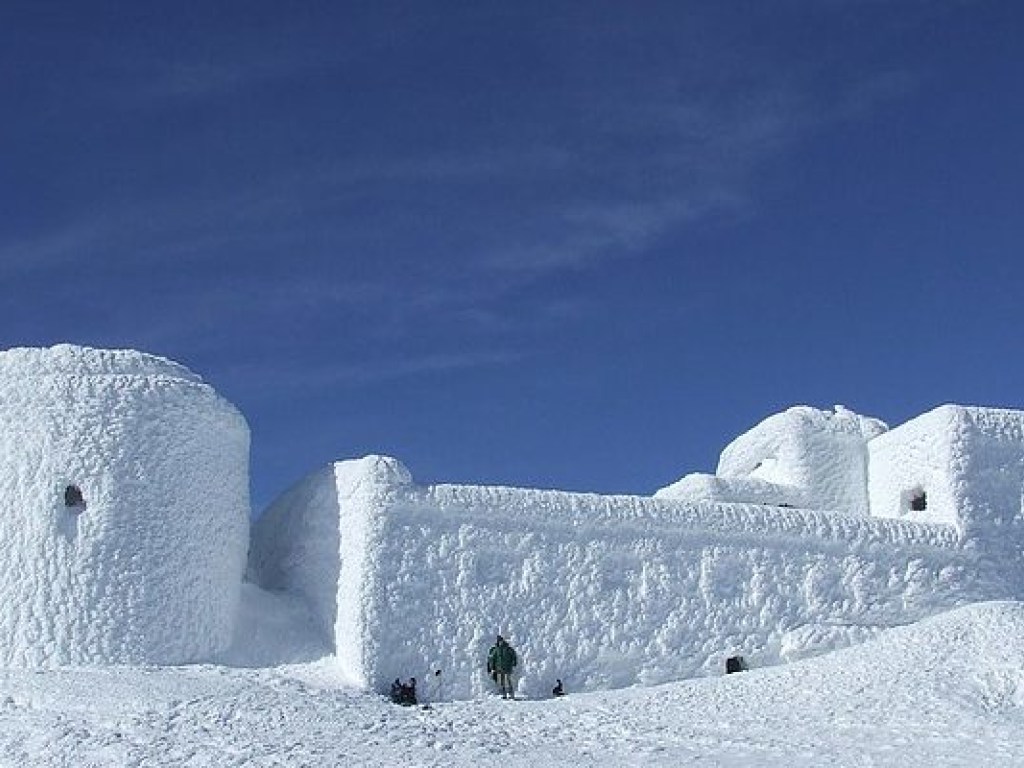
[725,655,747,674]
[552,679,565,697]
[389,677,418,705]
[64,484,86,509]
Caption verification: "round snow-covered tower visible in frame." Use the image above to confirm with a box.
[0,345,249,666]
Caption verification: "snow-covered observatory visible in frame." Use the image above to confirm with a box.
[14,341,1013,697]
[0,345,250,666]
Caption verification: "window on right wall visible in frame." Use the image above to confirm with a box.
[909,489,927,512]
[899,486,927,515]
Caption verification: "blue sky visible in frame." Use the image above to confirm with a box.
[2,1,1022,510]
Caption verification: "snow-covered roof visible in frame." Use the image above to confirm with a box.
[0,343,202,382]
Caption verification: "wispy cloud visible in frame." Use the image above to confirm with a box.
[832,70,919,121]
[94,36,354,106]
[472,66,920,276]
[218,349,525,398]
[483,197,715,272]
[0,20,925,382]
[0,219,115,271]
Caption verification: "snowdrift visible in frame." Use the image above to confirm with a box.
[654,600,1024,738]
[3,601,1023,766]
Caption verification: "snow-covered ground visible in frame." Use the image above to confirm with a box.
[2,601,1022,767]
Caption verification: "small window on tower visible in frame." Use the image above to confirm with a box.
[910,490,927,512]
[64,484,86,510]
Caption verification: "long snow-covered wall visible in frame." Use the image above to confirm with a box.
[251,455,1008,700]
[0,345,250,666]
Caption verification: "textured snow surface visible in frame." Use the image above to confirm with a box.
[0,345,201,381]
[654,471,810,507]
[248,466,344,648]
[658,405,886,516]
[250,455,413,685]
[869,405,1024,527]
[0,345,250,665]
[1,601,1023,766]
[250,455,1008,700]
[869,404,1024,595]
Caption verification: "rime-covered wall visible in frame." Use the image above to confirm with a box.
[248,456,413,685]
[372,484,988,700]
[10,342,1018,690]
[0,345,250,666]
[868,406,963,526]
[869,405,1024,596]
[252,456,1005,700]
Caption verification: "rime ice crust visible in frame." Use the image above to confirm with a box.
[868,404,1024,594]
[0,345,250,666]
[868,405,1024,528]
[657,405,888,515]
[0,344,202,381]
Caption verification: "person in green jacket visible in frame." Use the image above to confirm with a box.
[486,635,518,699]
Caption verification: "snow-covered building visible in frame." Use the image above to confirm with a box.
[3,342,1021,698]
[868,405,1024,527]
[251,405,1024,700]
[0,345,250,666]
[867,405,1024,594]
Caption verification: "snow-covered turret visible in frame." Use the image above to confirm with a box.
[868,405,1024,593]
[657,405,887,515]
[868,405,1024,528]
[0,345,250,666]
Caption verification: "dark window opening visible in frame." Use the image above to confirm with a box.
[910,490,927,512]
[726,655,748,674]
[64,484,86,510]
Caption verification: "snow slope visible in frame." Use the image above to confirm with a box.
[1,601,1022,766]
